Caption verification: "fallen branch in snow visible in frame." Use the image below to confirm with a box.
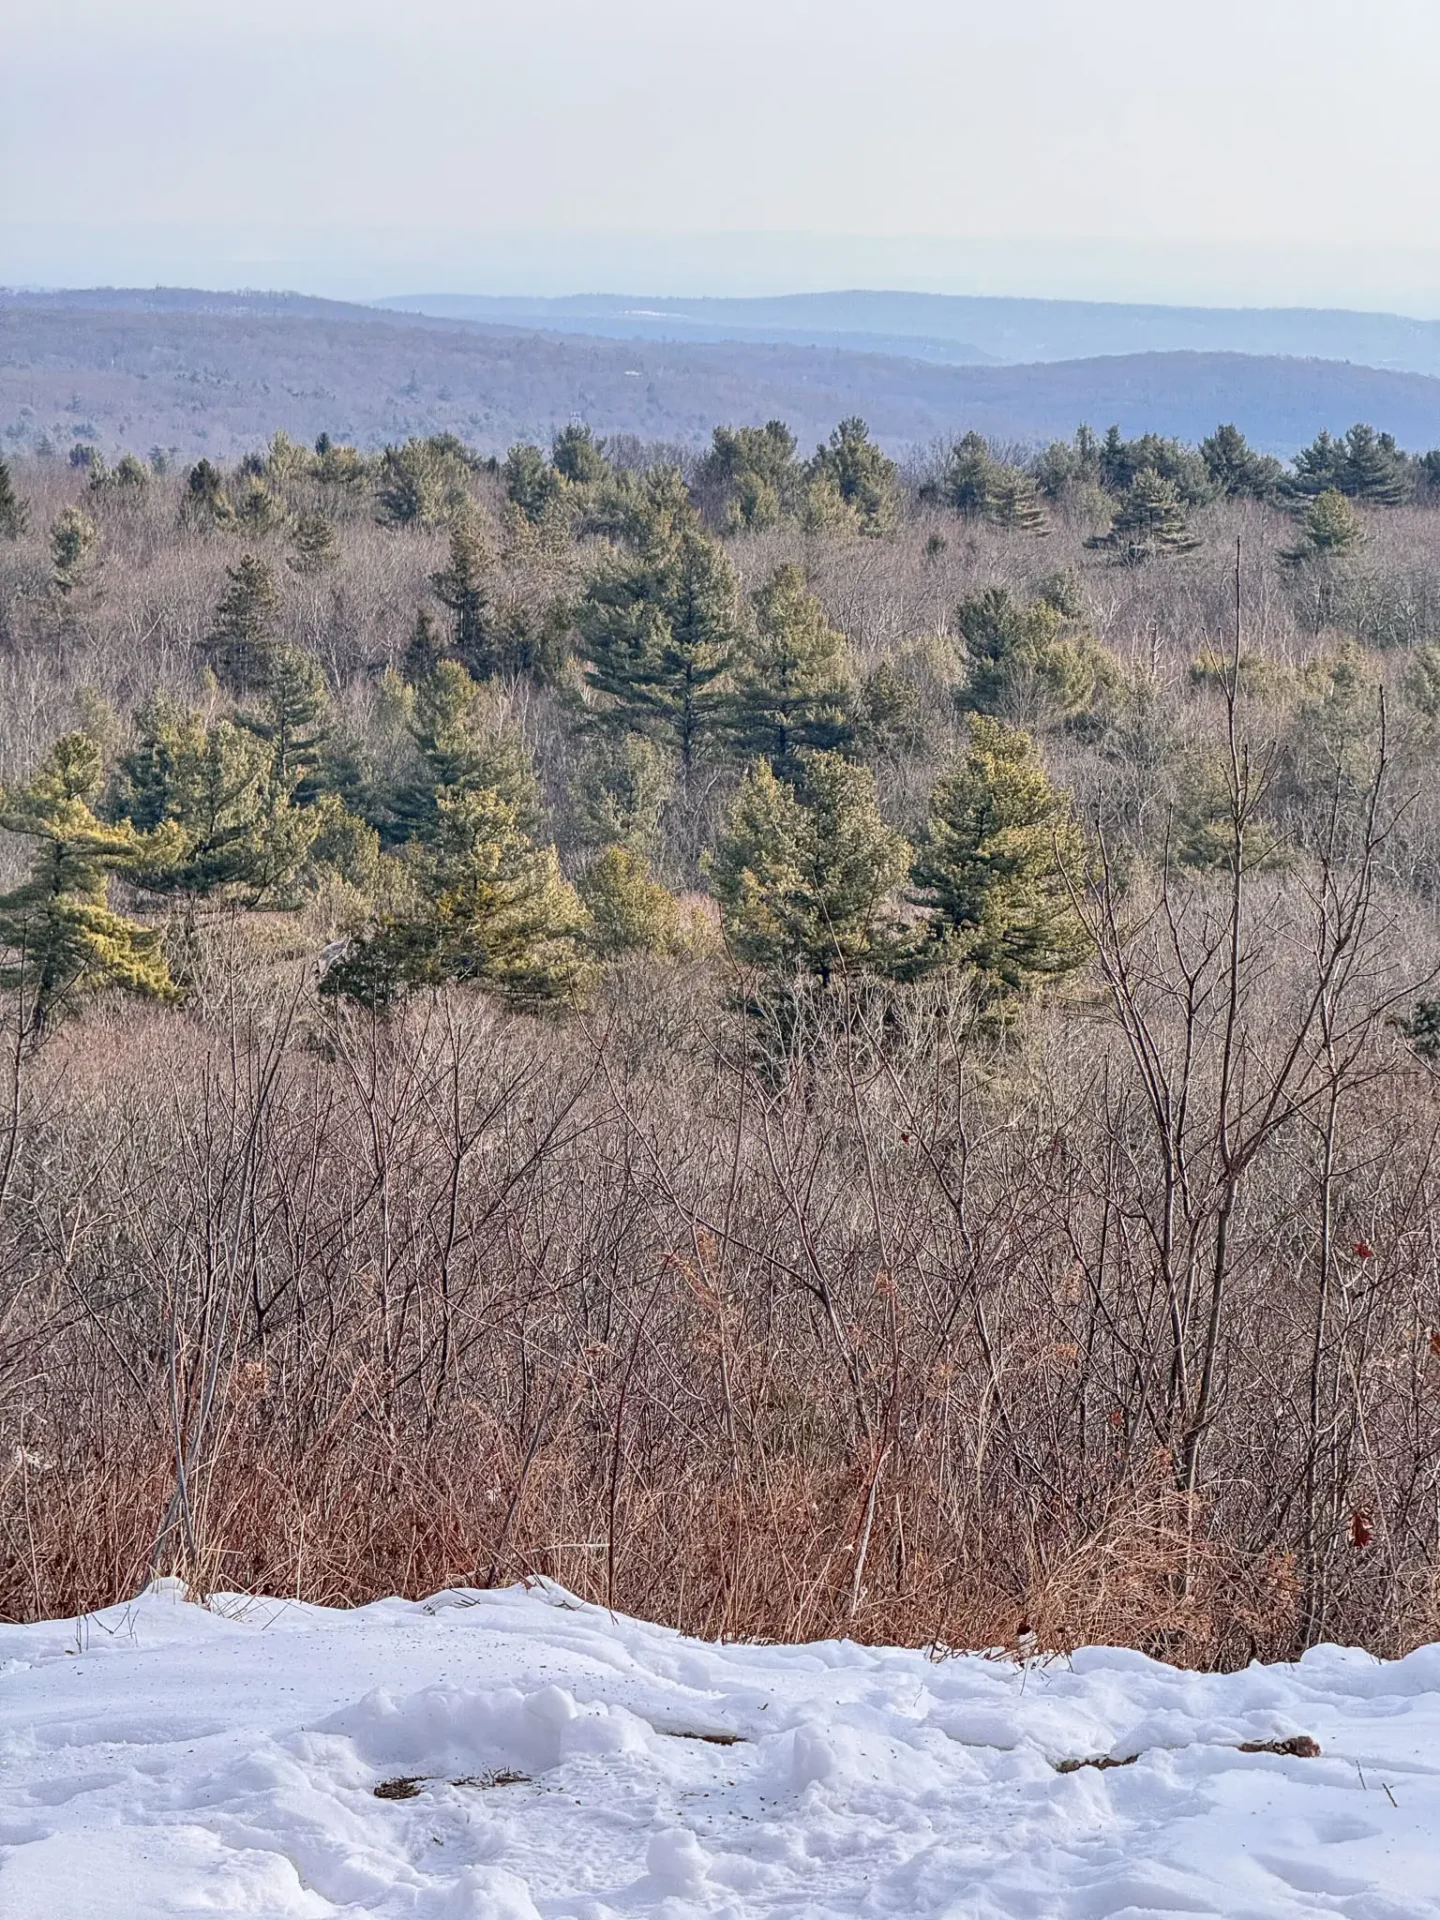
[1056,1733,1321,1774]
[373,1769,531,1799]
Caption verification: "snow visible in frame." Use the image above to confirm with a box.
[2,1580,1439,1918]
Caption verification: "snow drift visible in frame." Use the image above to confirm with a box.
[1,1578,1438,1917]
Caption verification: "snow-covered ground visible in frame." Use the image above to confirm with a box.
[2,1581,1438,1918]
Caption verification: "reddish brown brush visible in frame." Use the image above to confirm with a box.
[1,944,1436,1670]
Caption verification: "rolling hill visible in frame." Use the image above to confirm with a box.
[6,291,1440,461]
[384,289,1440,380]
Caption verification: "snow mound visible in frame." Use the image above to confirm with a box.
[1,1580,1438,1916]
[316,1678,656,1781]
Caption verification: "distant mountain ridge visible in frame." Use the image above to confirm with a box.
[0,284,1003,370]
[383,289,1440,380]
[7,292,1440,461]
[0,285,461,326]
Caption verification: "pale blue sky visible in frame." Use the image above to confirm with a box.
[6,0,1440,310]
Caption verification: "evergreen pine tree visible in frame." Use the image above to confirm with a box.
[391,663,539,843]
[706,752,909,983]
[375,437,473,528]
[1281,488,1364,566]
[115,698,316,905]
[237,645,330,798]
[726,565,854,776]
[0,458,30,539]
[431,519,502,677]
[1096,428,1212,504]
[314,718,388,839]
[987,468,1048,534]
[576,485,742,783]
[402,608,449,684]
[375,442,433,527]
[0,732,179,1032]
[50,506,98,597]
[305,792,382,893]
[854,659,927,761]
[955,585,1111,728]
[922,432,1048,533]
[804,418,898,535]
[1086,468,1199,564]
[694,421,804,532]
[1034,425,1103,500]
[1200,423,1282,499]
[908,716,1089,998]
[233,476,285,531]
[1289,430,1348,497]
[552,423,610,486]
[567,733,674,857]
[579,846,683,958]
[323,786,588,1011]
[181,458,234,528]
[264,430,314,483]
[111,695,208,836]
[1289,424,1411,504]
[402,663,488,802]
[113,454,151,493]
[925,431,995,516]
[288,510,336,574]
[1338,423,1411,506]
[315,439,369,500]
[503,443,564,523]
[202,554,282,690]
[1100,427,1136,493]
[609,465,694,546]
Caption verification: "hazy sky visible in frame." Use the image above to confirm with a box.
[6,0,1440,310]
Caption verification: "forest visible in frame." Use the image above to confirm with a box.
[2,409,1440,1666]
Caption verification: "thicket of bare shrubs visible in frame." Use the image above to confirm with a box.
[5,896,1439,1662]
[3,435,1440,1663]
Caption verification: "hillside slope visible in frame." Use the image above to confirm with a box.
[388,287,1440,378]
[7,298,1440,458]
